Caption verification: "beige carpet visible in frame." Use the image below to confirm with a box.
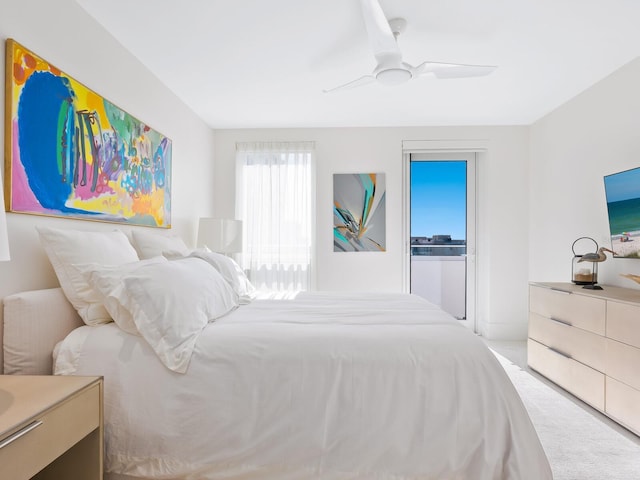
[494,351,640,480]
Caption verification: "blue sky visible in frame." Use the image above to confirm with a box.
[411,161,466,240]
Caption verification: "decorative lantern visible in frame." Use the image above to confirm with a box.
[571,237,599,289]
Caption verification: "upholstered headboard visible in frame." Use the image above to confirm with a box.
[2,288,82,374]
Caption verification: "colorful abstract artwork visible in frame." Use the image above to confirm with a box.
[333,173,386,252]
[4,39,172,227]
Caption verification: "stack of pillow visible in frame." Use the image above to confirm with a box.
[37,226,256,373]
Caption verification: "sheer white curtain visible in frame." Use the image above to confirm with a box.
[236,141,314,292]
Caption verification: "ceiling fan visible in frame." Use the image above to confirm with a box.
[323,0,497,93]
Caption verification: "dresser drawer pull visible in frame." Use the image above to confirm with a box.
[549,317,572,327]
[0,420,43,449]
[548,347,572,359]
[549,287,572,295]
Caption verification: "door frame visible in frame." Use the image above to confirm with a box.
[402,142,484,333]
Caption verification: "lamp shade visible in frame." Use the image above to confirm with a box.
[197,218,242,254]
[0,187,10,261]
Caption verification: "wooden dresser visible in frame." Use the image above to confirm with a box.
[0,375,103,480]
[528,282,640,435]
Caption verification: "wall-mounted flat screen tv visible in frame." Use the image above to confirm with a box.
[604,166,640,258]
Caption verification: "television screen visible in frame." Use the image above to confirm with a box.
[604,166,640,258]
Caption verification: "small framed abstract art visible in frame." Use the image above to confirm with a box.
[4,39,172,228]
[333,172,386,252]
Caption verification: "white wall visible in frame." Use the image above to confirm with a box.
[214,126,531,339]
[530,58,640,290]
[0,1,216,311]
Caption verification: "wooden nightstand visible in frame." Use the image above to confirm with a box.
[0,375,103,480]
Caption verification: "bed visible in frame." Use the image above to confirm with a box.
[1,227,552,480]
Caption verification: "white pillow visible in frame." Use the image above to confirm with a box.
[191,249,257,304]
[76,256,169,335]
[85,257,239,373]
[130,229,190,259]
[37,226,140,325]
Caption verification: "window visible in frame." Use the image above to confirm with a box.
[236,142,314,292]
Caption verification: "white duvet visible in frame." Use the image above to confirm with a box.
[55,292,552,480]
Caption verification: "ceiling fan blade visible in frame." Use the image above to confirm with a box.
[323,74,376,94]
[414,61,497,79]
[360,0,401,63]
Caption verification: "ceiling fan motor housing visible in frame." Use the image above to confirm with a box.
[376,67,412,85]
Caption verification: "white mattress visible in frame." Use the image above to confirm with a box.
[55,292,552,480]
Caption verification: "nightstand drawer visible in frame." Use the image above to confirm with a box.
[529,285,605,335]
[0,383,100,480]
[528,338,604,410]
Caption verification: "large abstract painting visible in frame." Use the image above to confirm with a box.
[4,39,172,227]
[333,173,386,252]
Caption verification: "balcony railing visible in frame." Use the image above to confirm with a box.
[411,244,466,256]
[411,253,466,320]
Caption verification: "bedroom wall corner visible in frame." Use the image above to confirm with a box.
[474,127,531,340]
[0,0,217,370]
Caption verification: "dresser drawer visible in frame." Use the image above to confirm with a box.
[605,376,640,436]
[528,312,606,372]
[0,383,100,480]
[606,301,640,349]
[605,338,640,391]
[529,285,605,335]
[528,338,605,410]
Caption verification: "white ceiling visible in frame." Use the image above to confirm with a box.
[77,0,640,129]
